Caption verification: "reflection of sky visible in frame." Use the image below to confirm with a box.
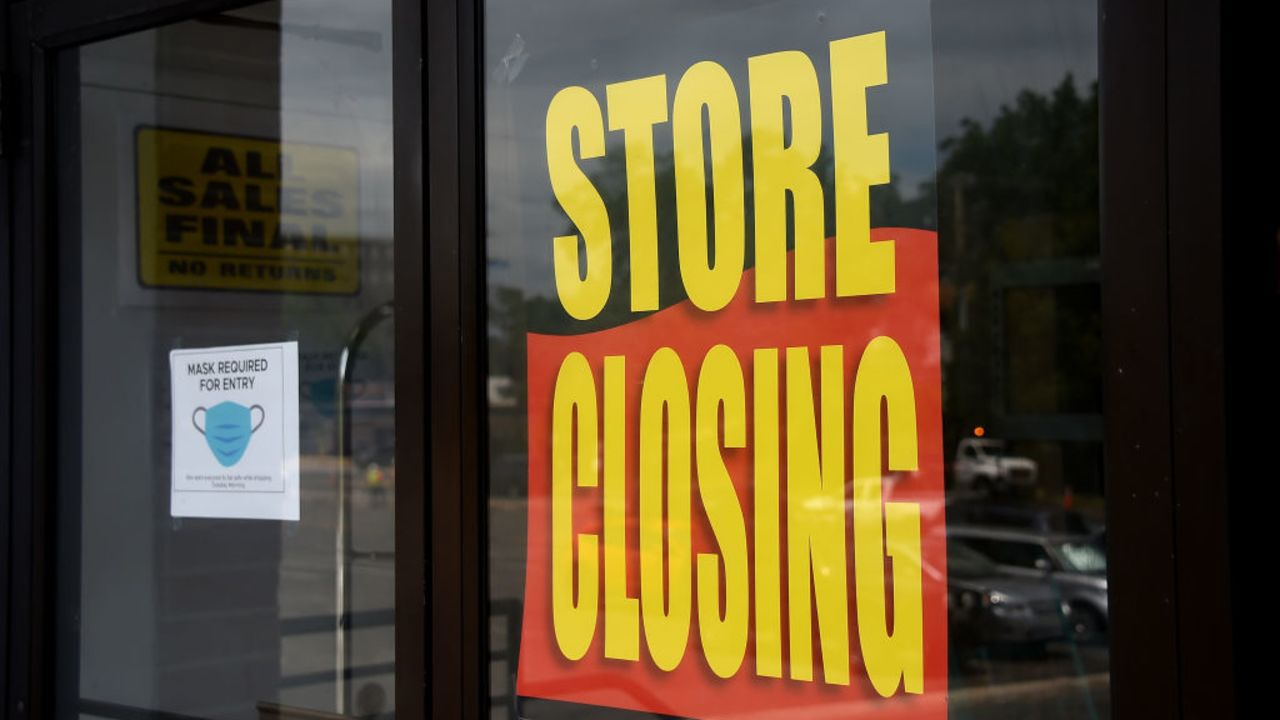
[279,0,396,258]
[486,0,936,299]
[933,0,1097,133]
[276,0,393,122]
[485,0,1098,301]
[81,0,396,253]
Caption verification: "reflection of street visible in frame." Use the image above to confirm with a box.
[950,649,1108,719]
[490,497,530,601]
[277,460,396,716]
[488,496,1106,720]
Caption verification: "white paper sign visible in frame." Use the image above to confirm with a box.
[169,341,300,520]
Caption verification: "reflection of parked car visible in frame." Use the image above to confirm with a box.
[948,526,1109,642]
[953,438,1038,493]
[946,541,1067,654]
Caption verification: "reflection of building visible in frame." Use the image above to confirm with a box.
[936,77,1104,507]
[361,236,396,291]
[989,256,1103,498]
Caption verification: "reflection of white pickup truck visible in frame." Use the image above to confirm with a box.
[954,438,1038,492]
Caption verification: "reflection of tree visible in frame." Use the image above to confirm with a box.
[939,76,1099,265]
[497,133,936,339]
[489,76,1102,453]
[488,124,941,413]
[486,84,1105,499]
[488,284,561,407]
[937,76,1102,495]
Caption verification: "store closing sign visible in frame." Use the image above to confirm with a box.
[170,342,300,520]
[516,26,947,720]
[136,128,360,295]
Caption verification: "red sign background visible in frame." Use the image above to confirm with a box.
[517,228,947,719]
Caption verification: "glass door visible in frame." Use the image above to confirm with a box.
[52,2,401,717]
[480,1,1109,718]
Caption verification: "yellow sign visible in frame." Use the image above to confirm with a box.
[136,128,360,295]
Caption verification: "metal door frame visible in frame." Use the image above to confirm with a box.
[1,0,1252,717]
[1,0,430,717]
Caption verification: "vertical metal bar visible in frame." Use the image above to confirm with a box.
[50,41,82,720]
[458,0,486,706]
[0,9,14,716]
[425,0,487,711]
[335,348,349,714]
[391,0,426,715]
[1166,0,1234,716]
[425,0,464,711]
[6,7,51,715]
[337,303,392,715]
[1100,0,1182,715]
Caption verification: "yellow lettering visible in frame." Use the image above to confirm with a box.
[639,348,692,671]
[852,337,923,696]
[748,51,826,302]
[785,345,850,685]
[752,348,782,677]
[831,32,893,297]
[672,61,746,312]
[603,355,639,660]
[606,75,668,312]
[547,86,612,319]
[695,345,749,678]
[550,352,599,660]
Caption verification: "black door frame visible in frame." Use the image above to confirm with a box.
[1100,0,1236,716]
[1,0,1242,717]
[1,0,433,717]
[421,0,486,714]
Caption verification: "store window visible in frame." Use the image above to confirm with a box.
[55,1,397,717]
[484,0,1105,718]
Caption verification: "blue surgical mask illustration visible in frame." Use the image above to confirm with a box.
[192,401,266,467]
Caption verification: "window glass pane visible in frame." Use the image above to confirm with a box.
[483,1,1105,718]
[56,2,397,717]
